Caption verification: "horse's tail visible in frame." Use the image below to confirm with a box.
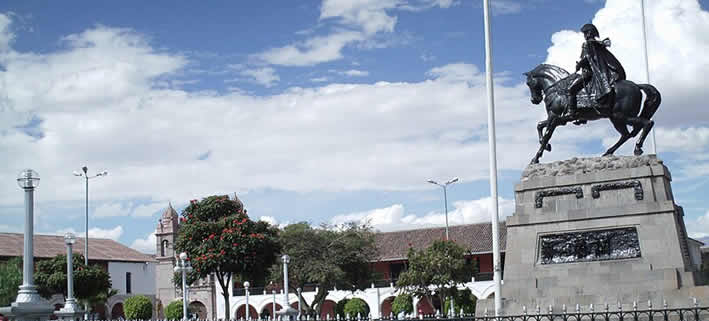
[638,84,661,120]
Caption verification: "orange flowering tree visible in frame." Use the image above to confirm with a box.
[175,195,279,319]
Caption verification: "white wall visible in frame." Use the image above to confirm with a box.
[108,261,157,295]
[215,280,496,319]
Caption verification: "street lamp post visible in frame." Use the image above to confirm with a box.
[427,177,459,240]
[244,281,251,321]
[56,233,84,320]
[72,167,108,266]
[0,169,54,321]
[272,290,276,320]
[296,288,302,320]
[174,252,192,321]
[282,255,290,308]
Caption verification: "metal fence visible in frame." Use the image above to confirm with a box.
[87,306,709,321]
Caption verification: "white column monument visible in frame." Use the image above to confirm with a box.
[55,233,85,320]
[0,170,55,321]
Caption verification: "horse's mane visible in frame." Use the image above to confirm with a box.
[527,64,570,82]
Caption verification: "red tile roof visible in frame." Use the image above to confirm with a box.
[0,233,155,263]
[374,222,506,261]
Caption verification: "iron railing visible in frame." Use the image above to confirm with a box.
[86,306,709,321]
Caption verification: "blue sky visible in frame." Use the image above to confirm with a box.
[1,0,709,253]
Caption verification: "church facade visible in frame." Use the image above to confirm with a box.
[154,204,217,320]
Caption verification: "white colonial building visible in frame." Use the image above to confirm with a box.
[217,224,506,319]
[0,232,157,319]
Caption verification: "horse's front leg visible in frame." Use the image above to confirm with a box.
[537,119,552,151]
[531,121,558,164]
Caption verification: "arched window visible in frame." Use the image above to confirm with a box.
[161,240,169,257]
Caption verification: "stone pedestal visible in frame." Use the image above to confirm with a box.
[53,299,84,321]
[478,155,709,316]
[0,299,55,321]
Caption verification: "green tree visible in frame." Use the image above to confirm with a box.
[165,300,190,320]
[124,295,153,320]
[391,293,413,316]
[174,195,280,319]
[268,222,377,316]
[395,240,474,312]
[34,253,112,305]
[0,257,22,307]
[343,298,369,318]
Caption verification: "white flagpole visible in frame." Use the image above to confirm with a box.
[482,0,502,315]
[640,0,657,154]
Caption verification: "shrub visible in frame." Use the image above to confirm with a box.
[391,293,413,316]
[165,300,189,320]
[343,298,369,318]
[443,289,476,316]
[335,299,349,318]
[124,295,153,320]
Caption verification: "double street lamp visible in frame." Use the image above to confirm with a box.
[174,252,193,321]
[427,177,459,240]
[72,166,108,266]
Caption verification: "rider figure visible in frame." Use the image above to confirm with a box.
[566,24,626,119]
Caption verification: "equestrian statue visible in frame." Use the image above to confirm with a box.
[524,23,661,164]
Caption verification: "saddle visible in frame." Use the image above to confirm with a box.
[576,90,604,110]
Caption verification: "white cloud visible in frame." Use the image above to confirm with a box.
[311,76,330,83]
[338,69,369,77]
[259,216,279,226]
[255,31,364,66]
[0,13,14,52]
[491,0,522,15]
[93,201,165,218]
[131,202,166,218]
[426,63,482,84]
[0,224,19,233]
[330,197,514,232]
[55,225,124,241]
[94,202,128,218]
[320,0,399,35]
[256,0,457,67]
[655,127,709,153]
[130,232,156,254]
[687,211,709,239]
[239,67,280,87]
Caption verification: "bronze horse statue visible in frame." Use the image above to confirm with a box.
[524,64,661,164]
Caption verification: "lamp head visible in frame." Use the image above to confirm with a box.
[99,170,108,176]
[179,252,188,260]
[73,171,83,177]
[82,166,88,174]
[282,254,290,264]
[17,169,40,189]
[446,177,459,185]
[64,232,76,245]
[244,281,250,288]
[427,179,438,185]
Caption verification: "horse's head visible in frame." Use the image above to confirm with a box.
[523,64,570,106]
[524,71,544,105]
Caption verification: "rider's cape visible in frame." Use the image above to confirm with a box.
[581,39,626,102]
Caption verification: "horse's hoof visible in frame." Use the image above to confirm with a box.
[634,148,643,156]
[545,144,552,152]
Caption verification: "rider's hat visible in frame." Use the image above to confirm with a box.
[581,24,600,38]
